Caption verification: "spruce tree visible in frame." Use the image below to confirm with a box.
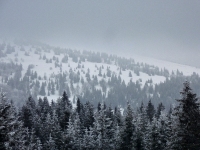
[20,96,36,130]
[145,117,161,150]
[93,102,113,149]
[39,82,46,96]
[45,134,57,150]
[82,128,95,149]
[156,102,165,119]
[146,100,155,122]
[57,91,72,130]
[134,105,148,150]
[83,101,94,129]
[120,101,135,150]
[170,81,200,149]
[0,91,27,149]
[157,111,171,150]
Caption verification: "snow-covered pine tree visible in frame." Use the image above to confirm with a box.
[114,106,123,127]
[83,101,94,129]
[35,138,43,150]
[0,91,27,149]
[145,116,161,150]
[76,98,85,137]
[156,102,165,119]
[40,113,52,144]
[134,104,148,150]
[119,101,135,150]
[82,128,95,149]
[39,82,46,96]
[146,100,155,122]
[44,134,57,150]
[93,102,113,149]
[170,81,200,149]
[20,96,36,130]
[157,111,172,150]
[112,123,121,150]
[65,117,76,149]
[26,128,38,149]
[65,113,82,150]
[56,91,72,130]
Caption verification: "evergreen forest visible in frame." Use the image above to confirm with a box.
[0,81,200,150]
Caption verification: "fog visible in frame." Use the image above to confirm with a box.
[1,0,200,67]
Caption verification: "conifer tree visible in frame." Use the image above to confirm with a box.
[156,102,165,119]
[45,134,57,150]
[82,128,95,149]
[51,81,55,95]
[35,138,43,150]
[76,98,85,134]
[146,100,155,122]
[120,101,135,150]
[114,106,123,127]
[76,98,82,115]
[26,128,38,149]
[20,96,36,130]
[157,111,171,150]
[145,117,161,150]
[0,91,27,149]
[51,110,65,149]
[93,102,113,149]
[134,105,148,150]
[57,91,72,130]
[83,101,94,129]
[170,81,200,149]
[39,82,46,96]
[129,71,132,77]
[65,117,76,149]
[98,67,102,77]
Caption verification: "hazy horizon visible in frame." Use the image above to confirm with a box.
[1,0,200,67]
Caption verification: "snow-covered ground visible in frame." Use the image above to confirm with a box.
[1,44,167,87]
[1,42,200,103]
[120,53,200,76]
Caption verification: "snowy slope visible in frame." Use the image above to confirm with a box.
[1,41,200,104]
[119,53,200,76]
[1,45,165,81]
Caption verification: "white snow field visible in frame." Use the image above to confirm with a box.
[1,42,200,102]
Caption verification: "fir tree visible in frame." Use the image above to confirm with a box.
[0,91,27,149]
[39,82,46,96]
[98,67,102,77]
[129,71,132,77]
[83,101,94,129]
[92,102,113,149]
[120,101,135,150]
[57,91,72,130]
[65,114,82,150]
[20,96,36,130]
[170,81,200,149]
[156,102,165,119]
[82,128,96,149]
[45,134,57,150]
[146,100,155,122]
[51,110,65,149]
[134,105,148,150]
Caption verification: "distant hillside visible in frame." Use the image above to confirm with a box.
[1,40,200,109]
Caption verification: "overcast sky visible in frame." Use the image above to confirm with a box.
[0,0,200,66]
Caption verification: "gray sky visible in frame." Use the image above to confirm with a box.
[1,0,200,66]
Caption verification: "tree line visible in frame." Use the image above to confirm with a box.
[0,81,200,149]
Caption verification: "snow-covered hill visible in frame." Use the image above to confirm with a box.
[1,40,200,108]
